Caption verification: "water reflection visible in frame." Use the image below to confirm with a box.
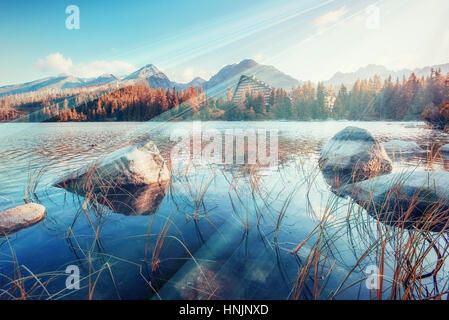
[55,178,169,216]
[1,121,449,300]
[101,182,169,216]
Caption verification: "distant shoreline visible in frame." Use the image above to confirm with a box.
[0,119,428,124]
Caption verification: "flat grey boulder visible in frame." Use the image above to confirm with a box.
[382,140,424,158]
[0,203,46,235]
[55,141,170,215]
[319,126,393,190]
[342,171,449,232]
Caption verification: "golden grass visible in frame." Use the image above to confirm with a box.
[2,137,449,300]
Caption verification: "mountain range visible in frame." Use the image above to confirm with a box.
[121,64,208,90]
[202,59,301,94]
[0,59,300,97]
[1,60,448,97]
[0,74,120,96]
[325,63,449,87]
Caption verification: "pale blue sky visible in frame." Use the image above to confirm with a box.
[0,0,447,86]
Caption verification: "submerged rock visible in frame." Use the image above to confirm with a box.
[96,181,169,216]
[382,140,424,158]
[175,266,223,300]
[342,171,449,232]
[55,141,170,216]
[0,203,46,235]
[319,126,393,190]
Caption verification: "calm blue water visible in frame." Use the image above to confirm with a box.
[0,121,448,300]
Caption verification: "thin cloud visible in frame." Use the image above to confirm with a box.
[253,53,264,62]
[314,6,347,28]
[35,53,73,74]
[168,66,212,83]
[181,67,195,82]
[35,53,136,78]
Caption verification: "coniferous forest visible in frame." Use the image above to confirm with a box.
[1,69,448,128]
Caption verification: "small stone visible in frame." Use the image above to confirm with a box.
[0,203,46,235]
[382,140,423,158]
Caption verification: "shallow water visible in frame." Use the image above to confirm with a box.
[0,120,448,300]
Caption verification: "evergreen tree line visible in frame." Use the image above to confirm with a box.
[1,69,448,125]
[223,69,449,123]
[0,84,118,122]
[216,69,449,123]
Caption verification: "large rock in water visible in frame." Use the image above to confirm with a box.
[382,140,424,159]
[319,126,392,190]
[55,141,170,216]
[0,203,46,235]
[342,171,449,232]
